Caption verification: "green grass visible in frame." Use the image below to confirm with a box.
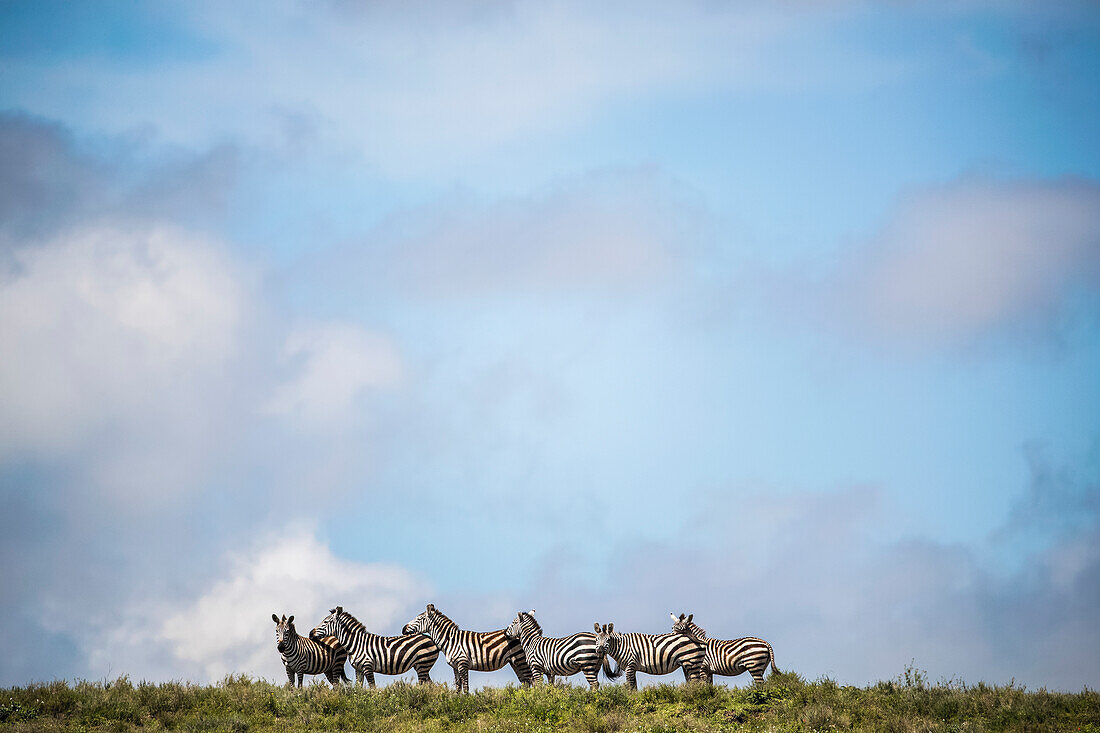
[1,668,1097,732]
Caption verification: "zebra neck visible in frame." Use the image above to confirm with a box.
[516,619,542,647]
[427,614,459,647]
[338,614,370,643]
[284,634,306,659]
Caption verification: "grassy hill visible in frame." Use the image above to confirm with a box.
[2,668,1097,732]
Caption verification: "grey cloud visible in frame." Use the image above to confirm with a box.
[512,449,1099,690]
[838,177,1100,349]
[322,168,709,300]
[0,112,240,245]
[0,112,107,242]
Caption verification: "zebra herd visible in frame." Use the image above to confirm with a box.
[272,605,780,692]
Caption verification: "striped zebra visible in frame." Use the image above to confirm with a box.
[271,613,349,688]
[600,622,707,689]
[504,611,616,690]
[670,613,779,685]
[401,603,533,693]
[310,606,439,687]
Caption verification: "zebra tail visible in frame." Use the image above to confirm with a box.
[602,656,622,679]
[767,641,779,675]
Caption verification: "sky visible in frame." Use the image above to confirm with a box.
[1,0,1098,691]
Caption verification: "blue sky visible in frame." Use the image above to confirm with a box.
[1,1,1098,689]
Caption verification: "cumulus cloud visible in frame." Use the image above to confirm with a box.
[0,222,245,459]
[37,526,423,683]
[142,526,427,682]
[264,323,403,429]
[842,178,1100,347]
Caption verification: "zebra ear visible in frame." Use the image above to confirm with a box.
[426,603,435,612]
[336,606,343,614]
[288,615,294,624]
[272,613,280,623]
[529,609,536,616]
[607,623,614,633]
[594,622,601,632]
[686,614,693,623]
[670,612,677,622]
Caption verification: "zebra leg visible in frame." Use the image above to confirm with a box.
[583,669,599,690]
[457,661,470,694]
[685,663,707,684]
[414,662,432,685]
[296,672,304,688]
[364,669,377,688]
[751,669,765,685]
[355,668,365,687]
[285,665,295,688]
[706,671,714,685]
[626,666,638,690]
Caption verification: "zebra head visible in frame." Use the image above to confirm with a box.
[670,612,706,639]
[311,606,344,641]
[594,622,615,655]
[505,610,539,640]
[272,613,296,652]
[402,603,435,635]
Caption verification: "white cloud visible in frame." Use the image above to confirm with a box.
[264,322,403,428]
[3,1,898,176]
[0,222,245,457]
[844,178,1100,346]
[114,525,427,683]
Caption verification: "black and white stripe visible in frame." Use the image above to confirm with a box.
[272,613,348,688]
[310,606,439,687]
[504,611,615,690]
[671,613,779,685]
[402,604,532,693]
[601,622,707,689]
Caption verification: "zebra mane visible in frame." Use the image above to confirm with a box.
[686,622,708,639]
[334,608,365,634]
[427,605,458,632]
[518,611,543,636]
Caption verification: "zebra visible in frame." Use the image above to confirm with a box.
[401,603,533,693]
[503,611,616,690]
[600,621,707,689]
[309,606,439,687]
[670,612,779,685]
[271,613,349,688]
